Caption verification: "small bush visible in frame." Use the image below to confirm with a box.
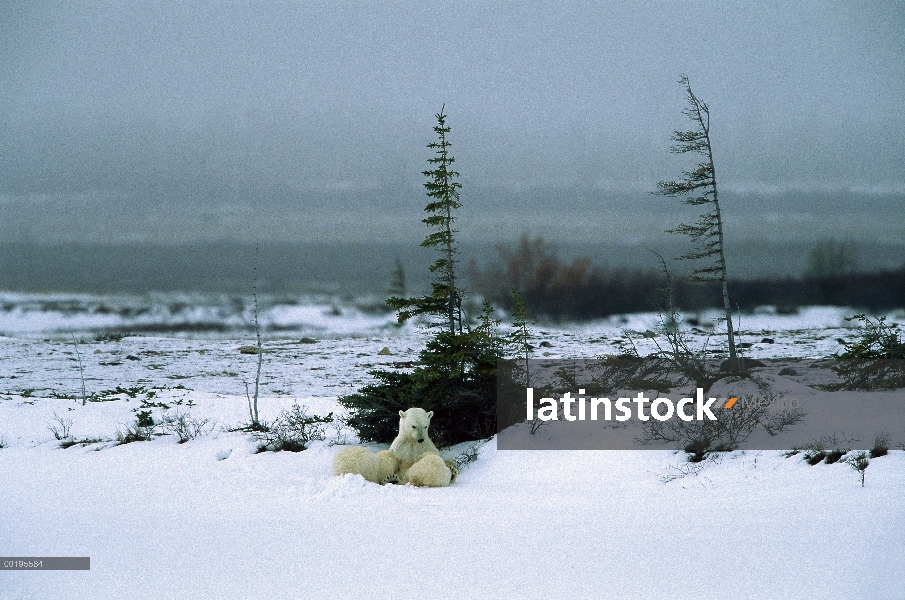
[823,449,847,464]
[60,437,105,449]
[48,412,73,441]
[115,423,155,444]
[135,409,155,428]
[833,314,905,389]
[846,451,869,487]
[253,405,333,452]
[115,398,164,444]
[870,433,890,458]
[159,410,212,444]
[803,434,855,466]
[453,442,483,469]
[804,450,827,465]
[640,391,804,462]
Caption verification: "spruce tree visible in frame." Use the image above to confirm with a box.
[388,106,463,334]
[508,287,534,387]
[655,74,737,364]
[387,257,407,299]
[340,107,502,446]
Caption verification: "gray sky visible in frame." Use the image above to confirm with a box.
[1,1,903,243]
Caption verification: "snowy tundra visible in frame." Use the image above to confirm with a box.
[1,304,904,599]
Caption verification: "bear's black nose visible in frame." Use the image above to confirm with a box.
[418,438,424,443]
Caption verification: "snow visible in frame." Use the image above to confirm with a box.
[1,299,904,598]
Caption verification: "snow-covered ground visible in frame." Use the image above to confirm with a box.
[1,299,904,599]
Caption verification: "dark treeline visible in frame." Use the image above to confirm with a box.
[467,237,905,321]
[1,239,902,318]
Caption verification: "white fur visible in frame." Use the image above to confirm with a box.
[332,446,399,484]
[332,408,458,487]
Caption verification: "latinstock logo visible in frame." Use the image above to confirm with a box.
[526,388,737,423]
[496,358,904,451]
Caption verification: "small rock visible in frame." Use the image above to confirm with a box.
[299,337,318,344]
[778,367,798,376]
[539,341,553,348]
[761,338,775,344]
[239,346,261,355]
[836,338,847,345]
[738,342,753,349]
[377,347,392,355]
[125,355,140,361]
[642,330,657,338]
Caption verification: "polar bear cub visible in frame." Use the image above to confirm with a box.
[332,408,458,487]
[331,445,400,484]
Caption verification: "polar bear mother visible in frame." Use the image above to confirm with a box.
[333,408,458,487]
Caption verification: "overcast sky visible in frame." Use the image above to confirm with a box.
[1,1,903,243]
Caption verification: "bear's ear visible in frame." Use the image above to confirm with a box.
[427,411,434,420]
[399,410,406,418]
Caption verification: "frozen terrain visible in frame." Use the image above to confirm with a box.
[1,298,904,599]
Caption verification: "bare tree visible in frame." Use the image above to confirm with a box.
[655,74,737,365]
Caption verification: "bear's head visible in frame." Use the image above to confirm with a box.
[399,407,434,444]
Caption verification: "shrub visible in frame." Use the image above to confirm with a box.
[802,434,854,466]
[115,423,155,444]
[159,410,212,444]
[60,437,104,449]
[452,442,483,469]
[135,409,155,428]
[846,451,869,487]
[640,391,805,462]
[803,450,827,465]
[48,412,73,441]
[253,404,333,452]
[870,432,890,458]
[823,449,847,464]
[839,314,905,359]
[833,314,905,389]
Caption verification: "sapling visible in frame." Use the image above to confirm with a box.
[846,451,869,487]
[245,244,263,429]
[69,330,88,406]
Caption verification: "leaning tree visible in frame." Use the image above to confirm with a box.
[655,74,737,364]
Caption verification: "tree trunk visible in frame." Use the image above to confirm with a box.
[705,133,737,364]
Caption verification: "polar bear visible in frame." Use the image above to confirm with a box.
[332,408,458,487]
[331,445,401,484]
